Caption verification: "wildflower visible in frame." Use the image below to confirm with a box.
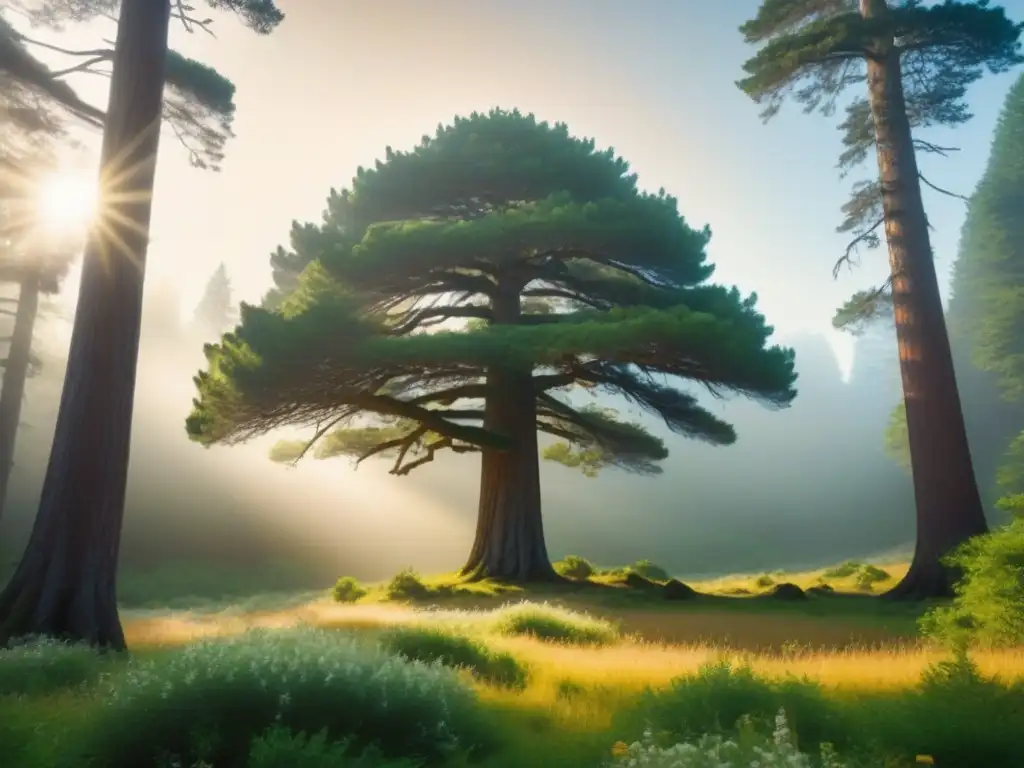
[916,757,936,765]
[611,741,629,758]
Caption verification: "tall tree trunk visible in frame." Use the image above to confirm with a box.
[0,0,171,650]
[860,0,987,600]
[461,279,558,582]
[0,272,40,522]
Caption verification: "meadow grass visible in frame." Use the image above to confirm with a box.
[3,559,1023,767]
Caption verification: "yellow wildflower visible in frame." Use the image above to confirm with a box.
[916,757,935,765]
[610,741,629,758]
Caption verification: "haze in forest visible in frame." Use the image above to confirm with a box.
[2,0,1022,595]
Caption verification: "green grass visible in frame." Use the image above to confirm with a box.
[487,602,620,646]
[378,625,528,689]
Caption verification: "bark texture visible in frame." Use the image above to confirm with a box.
[461,278,558,582]
[0,272,40,522]
[860,0,987,600]
[0,0,171,649]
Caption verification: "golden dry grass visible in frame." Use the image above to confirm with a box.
[122,592,1024,702]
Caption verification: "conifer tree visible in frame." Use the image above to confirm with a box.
[193,262,235,335]
[187,110,798,582]
[739,0,1022,598]
[0,0,284,650]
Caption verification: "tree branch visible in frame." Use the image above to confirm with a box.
[918,172,969,202]
[49,54,112,79]
[833,215,884,278]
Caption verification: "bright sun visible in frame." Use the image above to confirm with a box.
[36,173,99,232]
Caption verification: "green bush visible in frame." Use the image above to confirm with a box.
[628,559,669,581]
[332,576,368,603]
[625,662,848,753]
[822,561,861,579]
[489,602,618,646]
[0,638,111,696]
[378,626,527,689]
[854,565,890,592]
[67,628,488,768]
[755,574,775,588]
[247,726,420,767]
[553,555,596,580]
[859,653,1024,768]
[385,568,431,601]
[921,495,1024,648]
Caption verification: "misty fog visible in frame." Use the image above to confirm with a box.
[2,266,944,598]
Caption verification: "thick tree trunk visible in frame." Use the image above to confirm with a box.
[461,280,558,582]
[860,0,987,600]
[0,0,171,650]
[0,272,40,522]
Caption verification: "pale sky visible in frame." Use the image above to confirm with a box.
[13,0,1024,376]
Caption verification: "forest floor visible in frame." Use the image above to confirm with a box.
[2,559,1023,767]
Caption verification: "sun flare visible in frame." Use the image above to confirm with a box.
[36,173,98,232]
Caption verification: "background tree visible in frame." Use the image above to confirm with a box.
[192,262,235,336]
[0,0,284,650]
[738,0,1022,598]
[187,110,798,583]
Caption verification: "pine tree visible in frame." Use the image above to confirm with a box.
[193,262,235,335]
[0,0,284,650]
[738,0,1022,598]
[187,110,798,583]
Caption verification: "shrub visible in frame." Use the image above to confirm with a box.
[332,576,368,604]
[247,726,421,767]
[70,627,488,768]
[822,561,861,579]
[921,495,1024,648]
[859,653,1024,768]
[0,638,110,696]
[854,565,890,592]
[605,711,849,768]
[554,555,596,580]
[755,574,776,588]
[378,626,527,689]
[489,602,618,646]
[628,559,669,581]
[625,663,848,753]
[385,568,430,601]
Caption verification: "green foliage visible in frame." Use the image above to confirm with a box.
[628,559,670,581]
[0,638,109,696]
[952,73,1024,401]
[921,495,1024,648]
[67,628,485,768]
[756,574,776,588]
[488,601,619,646]
[625,662,845,753]
[332,576,367,604]
[247,726,420,768]
[553,555,596,580]
[822,561,862,579]
[854,564,890,591]
[188,109,797,490]
[385,568,430,601]
[377,626,528,689]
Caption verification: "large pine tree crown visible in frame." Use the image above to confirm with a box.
[188,109,797,477]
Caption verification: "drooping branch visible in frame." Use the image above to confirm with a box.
[918,172,969,202]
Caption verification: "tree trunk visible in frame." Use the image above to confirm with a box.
[860,0,987,600]
[461,279,558,582]
[0,0,171,650]
[0,272,40,522]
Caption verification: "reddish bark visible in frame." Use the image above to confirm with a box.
[860,0,987,600]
